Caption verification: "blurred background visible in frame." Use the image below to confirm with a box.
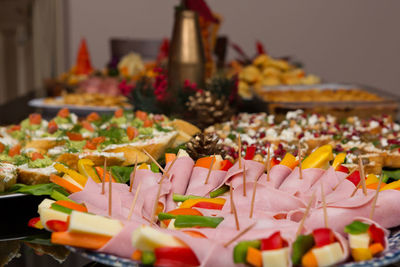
[1,0,400,123]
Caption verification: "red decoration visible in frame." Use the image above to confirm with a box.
[75,38,93,75]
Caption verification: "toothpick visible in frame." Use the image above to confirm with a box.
[238,135,242,169]
[165,155,178,175]
[321,183,328,228]
[296,192,315,236]
[128,181,142,220]
[298,142,303,180]
[266,145,271,182]
[230,182,234,214]
[101,158,107,194]
[369,174,383,220]
[230,181,240,231]
[108,168,112,217]
[242,163,247,197]
[249,180,258,218]
[223,222,256,248]
[350,180,362,197]
[332,169,356,191]
[142,149,166,174]
[358,158,367,196]
[129,156,138,192]
[151,173,167,222]
[204,155,216,184]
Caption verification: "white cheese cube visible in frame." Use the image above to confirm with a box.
[349,233,370,249]
[39,208,69,231]
[262,247,289,267]
[132,225,184,252]
[68,211,123,237]
[312,242,344,267]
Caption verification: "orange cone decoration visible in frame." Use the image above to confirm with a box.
[75,38,93,75]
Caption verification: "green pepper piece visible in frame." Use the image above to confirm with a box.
[291,234,315,265]
[50,190,75,202]
[157,213,177,221]
[344,220,370,235]
[172,193,202,202]
[141,251,156,265]
[382,169,400,181]
[210,185,230,198]
[51,203,73,214]
[174,215,223,228]
[150,162,159,173]
[233,240,261,263]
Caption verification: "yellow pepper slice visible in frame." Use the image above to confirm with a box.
[54,163,88,187]
[180,198,226,209]
[351,248,373,261]
[138,163,149,170]
[301,145,333,170]
[365,174,380,186]
[332,153,346,169]
[280,153,298,169]
[78,159,101,183]
[381,180,400,191]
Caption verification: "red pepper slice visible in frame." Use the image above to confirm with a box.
[192,202,224,210]
[270,158,280,168]
[46,220,68,232]
[57,108,70,118]
[92,136,106,145]
[127,126,139,140]
[86,112,100,122]
[28,217,41,228]
[8,144,21,157]
[347,170,361,186]
[0,143,5,153]
[154,247,200,267]
[29,113,42,125]
[336,165,349,174]
[368,224,385,247]
[31,152,44,161]
[220,159,233,171]
[261,231,288,250]
[114,109,124,118]
[312,228,335,248]
[244,145,257,160]
[81,121,94,132]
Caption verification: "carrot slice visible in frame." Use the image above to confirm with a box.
[246,246,262,267]
[367,182,387,190]
[54,200,87,213]
[165,153,177,164]
[195,157,213,168]
[131,250,142,261]
[369,242,384,255]
[182,230,207,239]
[51,231,111,250]
[95,167,116,182]
[50,174,82,193]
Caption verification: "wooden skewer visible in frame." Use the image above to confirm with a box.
[151,173,167,222]
[350,180,362,197]
[165,155,178,175]
[298,142,303,180]
[321,183,328,228]
[101,159,107,194]
[358,158,367,196]
[266,145,271,182]
[238,135,242,169]
[332,169,356,191]
[230,182,234,214]
[128,181,142,220]
[223,222,256,248]
[108,168,112,217]
[142,149,166,174]
[230,182,240,231]
[369,174,383,220]
[296,192,315,236]
[249,179,258,218]
[205,155,216,184]
[242,163,247,197]
[129,156,138,192]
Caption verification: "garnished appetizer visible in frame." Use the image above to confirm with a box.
[344,219,388,261]
[292,228,346,267]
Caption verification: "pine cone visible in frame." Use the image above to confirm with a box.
[186,91,233,129]
[186,133,225,160]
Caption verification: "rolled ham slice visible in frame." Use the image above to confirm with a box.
[258,164,292,188]
[350,217,390,252]
[185,167,226,197]
[165,156,194,211]
[279,167,325,196]
[219,159,265,189]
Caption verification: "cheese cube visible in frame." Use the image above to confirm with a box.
[262,247,289,267]
[349,233,370,249]
[68,211,123,237]
[38,199,55,214]
[132,225,185,252]
[40,208,69,231]
[312,242,344,267]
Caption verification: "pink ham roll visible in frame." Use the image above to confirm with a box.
[185,166,227,197]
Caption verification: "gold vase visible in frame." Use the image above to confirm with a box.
[168,9,205,93]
